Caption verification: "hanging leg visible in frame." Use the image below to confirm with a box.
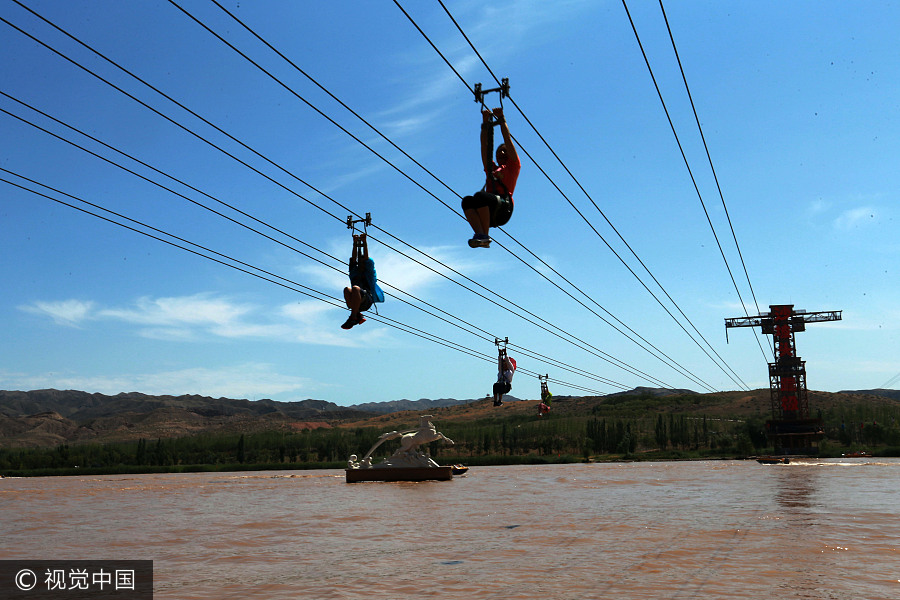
[342,286,363,329]
[462,193,494,248]
[465,206,491,233]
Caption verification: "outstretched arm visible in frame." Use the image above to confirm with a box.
[480,109,494,172]
[494,107,518,166]
[350,234,360,268]
[359,233,369,261]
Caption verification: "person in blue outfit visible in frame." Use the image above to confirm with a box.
[342,233,384,330]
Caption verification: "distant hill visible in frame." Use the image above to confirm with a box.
[0,390,530,422]
[350,397,473,414]
[605,387,697,398]
[0,389,376,448]
[3,387,898,449]
[0,389,514,448]
[350,396,525,414]
[839,389,900,401]
[0,389,367,421]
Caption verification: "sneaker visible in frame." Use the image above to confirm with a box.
[469,233,491,248]
[468,233,491,248]
[341,317,356,330]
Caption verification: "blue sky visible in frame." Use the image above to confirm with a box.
[2,0,898,405]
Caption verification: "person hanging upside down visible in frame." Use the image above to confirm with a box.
[493,348,517,406]
[342,233,384,329]
[461,107,521,248]
[541,378,552,404]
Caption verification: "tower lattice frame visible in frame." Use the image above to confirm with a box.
[725,304,841,455]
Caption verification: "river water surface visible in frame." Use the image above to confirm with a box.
[2,459,898,599]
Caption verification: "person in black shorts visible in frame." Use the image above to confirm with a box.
[461,107,521,248]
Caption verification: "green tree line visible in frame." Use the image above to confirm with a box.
[3,397,900,476]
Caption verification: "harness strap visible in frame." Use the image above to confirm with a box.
[484,171,510,198]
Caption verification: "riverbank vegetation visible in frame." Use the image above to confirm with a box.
[2,392,899,477]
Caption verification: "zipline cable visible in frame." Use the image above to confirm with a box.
[2,171,611,397]
[3,4,682,389]
[1,175,340,307]
[0,98,632,392]
[434,0,749,390]
[656,0,770,361]
[0,92,345,273]
[878,371,900,390]
[380,284,630,390]
[200,0,719,392]
[0,85,650,396]
[157,1,675,387]
[5,4,715,392]
[620,0,769,363]
[397,0,749,390]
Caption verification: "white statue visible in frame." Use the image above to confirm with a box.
[349,415,454,469]
[397,416,454,454]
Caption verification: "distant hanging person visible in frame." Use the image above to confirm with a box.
[538,376,552,417]
[341,233,384,330]
[537,400,550,417]
[493,347,517,406]
[461,107,521,248]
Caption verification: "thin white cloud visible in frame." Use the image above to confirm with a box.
[834,206,877,230]
[378,55,482,120]
[18,292,391,348]
[377,107,445,139]
[19,238,495,349]
[19,299,95,327]
[0,364,317,400]
[98,294,252,327]
[138,327,201,342]
[807,198,830,215]
[316,154,389,195]
[378,0,596,130]
[96,294,265,342]
[828,308,900,332]
[279,299,391,347]
[709,299,764,316]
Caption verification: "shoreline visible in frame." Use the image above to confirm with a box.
[3,448,896,478]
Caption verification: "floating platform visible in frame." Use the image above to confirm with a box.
[346,465,454,483]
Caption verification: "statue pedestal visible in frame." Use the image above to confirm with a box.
[345,465,453,483]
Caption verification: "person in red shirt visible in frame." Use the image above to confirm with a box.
[492,348,516,406]
[461,107,521,248]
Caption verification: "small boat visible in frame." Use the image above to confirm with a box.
[841,451,872,458]
[451,464,469,475]
[756,456,790,464]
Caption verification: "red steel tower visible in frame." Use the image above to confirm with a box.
[725,304,841,455]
